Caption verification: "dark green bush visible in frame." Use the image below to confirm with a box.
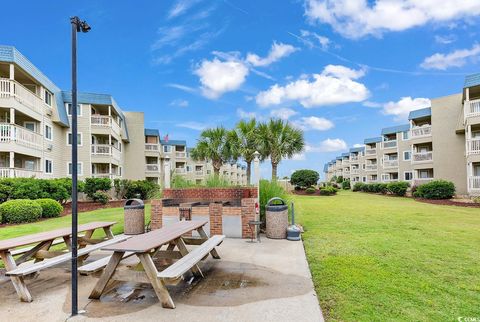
[84,178,112,199]
[414,180,455,199]
[125,180,160,200]
[92,191,109,205]
[36,198,63,218]
[305,187,316,194]
[0,199,42,224]
[387,181,410,196]
[290,169,319,189]
[319,186,337,196]
[341,179,351,190]
[336,176,344,184]
[352,182,365,192]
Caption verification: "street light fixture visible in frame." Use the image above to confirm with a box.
[70,15,90,317]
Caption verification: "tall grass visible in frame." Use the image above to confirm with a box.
[171,175,195,188]
[170,174,234,189]
[259,179,289,221]
[204,175,232,188]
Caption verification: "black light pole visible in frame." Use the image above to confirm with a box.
[70,16,90,316]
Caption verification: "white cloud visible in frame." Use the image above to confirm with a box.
[270,108,298,120]
[236,108,257,119]
[166,83,197,94]
[194,58,249,99]
[382,97,431,120]
[291,153,306,161]
[306,138,348,152]
[420,44,480,70]
[167,0,202,19]
[305,0,480,39]
[434,34,456,44]
[363,101,382,108]
[246,42,299,67]
[293,116,334,131]
[177,121,208,131]
[353,143,364,148]
[256,64,369,108]
[170,99,189,107]
[300,30,331,49]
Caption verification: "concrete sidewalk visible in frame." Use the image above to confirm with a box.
[0,237,323,322]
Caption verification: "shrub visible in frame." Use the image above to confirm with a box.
[387,181,410,196]
[92,191,109,205]
[36,198,63,218]
[125,180,160,200]
[319,186,337,196]
[341,179,351,190]
[472,196,480,204]
[415,180,455,199]
[259,179,288,221]
[290,169,319,189]
[352,182,365,192]
[113,179,130,199]
[84,178,112,199]
[305,187,316,194]
[336,176,344,184]
[0,199,42,224]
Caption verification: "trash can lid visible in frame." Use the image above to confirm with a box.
[266,197,288,212]
[124,198,144,209]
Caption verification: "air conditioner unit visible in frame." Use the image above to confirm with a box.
[47,144,53,151]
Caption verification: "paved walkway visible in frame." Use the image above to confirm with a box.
[0,237,323,322]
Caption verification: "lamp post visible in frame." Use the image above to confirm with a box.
[70,16,91,316]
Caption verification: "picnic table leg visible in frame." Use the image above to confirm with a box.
[197,227,221,259]
[103,226,114,239]
[175,238,204,278]
[137,253,175,309]
[63,236,72,251]
[33,240,54,263]
[0,251,33,302]
[15,240,52,265]
[89,251,124,299]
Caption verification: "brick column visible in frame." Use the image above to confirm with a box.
[209,203,223,235]
[241,198,256,238]
[150,199,163,230]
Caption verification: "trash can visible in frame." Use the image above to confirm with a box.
[124,199,145,235]
[266,197,288,239]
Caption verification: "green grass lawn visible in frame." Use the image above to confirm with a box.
[294,191,480,322]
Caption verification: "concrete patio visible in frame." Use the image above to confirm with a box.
[0,237,323,322]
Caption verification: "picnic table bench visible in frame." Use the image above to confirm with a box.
[87,220,224,309]
[0,221,117,302]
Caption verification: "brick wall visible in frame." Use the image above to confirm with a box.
[241,198,257,238]
[209,203,223,235]
[163,187,258,204]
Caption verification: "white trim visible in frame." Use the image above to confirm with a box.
[45,158,53,174]
[67,162,83,176]
[66,103,83,116]
[403,171,413,181]
[403,150,411,161]
[23,121,35,132]
[402,131,409,141]
[67,132,83,146]
[45,124,53,141]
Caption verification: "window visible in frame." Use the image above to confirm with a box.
[45,125,52,141]
[25,160,35,171]
[419,170,430,179]
[68,162,83,176]
[44,90,52,106]
[402,131,409,140]
[403,151,411,161]
[362,176,366,182]
[66,103,82,116]
[24,122,35,132]
[163,145,172,153]
[45,159,53,174]
[67,132,82,145]
[186,165,191,172]
[206,170,211,174]
[404,172,413,181]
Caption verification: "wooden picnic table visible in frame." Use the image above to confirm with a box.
[89,220,224,309]
[0,221,116,302]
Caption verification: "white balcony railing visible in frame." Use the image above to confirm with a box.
[365,149,376,155]
[410,125,432,138]
[467,138,480,155]
[351,169,360,175]
[343,170,350,175]
[175,152,186,158]
[91,173,120,179]
[91,115,121,134]
[175,168,186,174]
[146,164,160,172]
[383,159,399,168]
[0,123,43,150]
[412,151,433,163]
[464,99,480,119]
[366,164,378,171]
[91,144,121,160]
[468,176,480,192]
[0,78,49,115]
[0,167,42,178]
[145,143,159,151]
[413,178,434,186]
[195,170,204,175]
[383,140,397,149]
[350,156,359,161]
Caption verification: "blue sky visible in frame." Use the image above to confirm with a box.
[3,1,480,178]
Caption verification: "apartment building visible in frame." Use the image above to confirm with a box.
[0,45,246,186]
[324,73,480,197]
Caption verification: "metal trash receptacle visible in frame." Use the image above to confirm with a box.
[266,197,288,239]
[124,199,145,235]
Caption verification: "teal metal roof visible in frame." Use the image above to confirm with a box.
[336,156,342,160]
[0,45,68,127]
[341,152,350,157]
[464,73,480,88]
[349,147,365,153]
[381,124,410,135]
[364,137,382,144]
[145,129,159,137]
[160,139,186,146]
[408,107,431,120]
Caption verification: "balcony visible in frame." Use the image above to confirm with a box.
[413,178,434,186]
[464,99,480,120]
[0,123,43,150]
[365,149,376,155]
[195,170,204,176]
[175,168,186,174]
[343,170,350,175]
[145,164,160,172]
[145,143,159,152]
[410,125,432,138]
[468,176,480,192]
[350,156,359,162]
[0,167,42,178]
[91,115,121,134]
[91,144,121,161]
[467,138,480,155]
[175,152,186,158]
[383,159,399,168]
[0,78,49,115]
[383,140,397,149]
[412,151,433,163]
[366,164,378,171]
[351,169,360,175]
[92,173,120,179]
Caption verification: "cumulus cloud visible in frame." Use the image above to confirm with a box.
[306,138,348,152]
[382,97,431,120]
[304,0,480,39]
[246,42,299,67]
[300,30,331,49]
[293,116,334,131]
[420,44,480,70]
[236,108,257,119]
[255,65,369,108]
[194,58,249,99]
[270,108,298,120]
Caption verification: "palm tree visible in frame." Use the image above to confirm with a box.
[190,127,239,176]
[257,119,304,181]
[235,118,258,184]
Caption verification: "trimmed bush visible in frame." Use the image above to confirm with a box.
[319,186,337,196]
[387,181,410,196]
[341,179,351,190]
[305,187,316,194]
[0,199,42,224]
[92,191,109,205]
[414,180,455,199]
[336,176,344,184]
[352,182,365,192]
[291,169,319,189]
[36,198,63,218]
[125,180,160,200]
[84,178,112,199]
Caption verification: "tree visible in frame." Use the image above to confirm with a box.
[257,119,305,181]
[235,118,258,185]
[291,169,319,189]
[190,127,239,176]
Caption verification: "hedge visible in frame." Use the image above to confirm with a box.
[353,181,409,196]
[387,181,410,196]
[319,186,337,196]
[36,198,63,218]
[305,187,316,194]
[414,180,455,199]
[84,178,112,199]
[0,199,42,224]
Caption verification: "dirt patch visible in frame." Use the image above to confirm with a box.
[415,198,480,208]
